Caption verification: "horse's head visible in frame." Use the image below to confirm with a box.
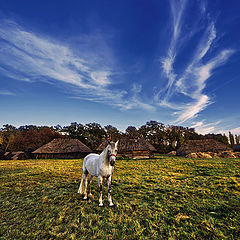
[107,140,119,166]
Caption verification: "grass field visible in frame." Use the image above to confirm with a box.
[0,156,240,240]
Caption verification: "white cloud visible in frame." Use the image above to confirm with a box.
[90,71,111,86]
[0,19,153,111]
[160,0,187,101]
[191,120,221,134]
[121,84,154,111]
[0,4,236,124]
[174,95,210,124]
[0,90,16,96]
[157,1,235,124]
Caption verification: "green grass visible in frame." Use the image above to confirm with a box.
[0,156,240,240]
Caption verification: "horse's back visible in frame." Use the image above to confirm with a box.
[85,153,99,158]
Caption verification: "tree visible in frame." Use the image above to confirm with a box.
[166,126,186,150]
[84,123,106,150]
[18,125,39,132]
[229,132,235,146]
[125,126,139,138]
[235,135,240,145]
[63,122,85,140]
[204,133,229,145]
[139,121,166,152]
[63,122,106,150]
[0,133,3,145]
[184,127,202,141]
[0,124,18,151]
[104,125,121,140]
[8,128,61,152]
[5,134,15,151]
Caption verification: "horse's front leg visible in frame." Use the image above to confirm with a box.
[98,176,103,207]
[107,175,114,207]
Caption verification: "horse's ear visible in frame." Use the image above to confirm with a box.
[115,140,119,148]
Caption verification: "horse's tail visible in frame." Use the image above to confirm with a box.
[78,174,85,194]
[78,157,87,194]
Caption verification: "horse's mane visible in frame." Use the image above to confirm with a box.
[99,142,116,164]
[99,145,108,163]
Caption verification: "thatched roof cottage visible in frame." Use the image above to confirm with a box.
[97,137,156,159]
[177,139,232,156]
[33,138,92,159]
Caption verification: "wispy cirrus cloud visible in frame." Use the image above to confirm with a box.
[160,0,187,100]
[122,83,155,111]
[0,90,16,96]
[0,2,236,125]
[157,0,235,124]
[191,120,240,136]
[175,95,211,124]
[191,120,221,134]
[0,19,153,111]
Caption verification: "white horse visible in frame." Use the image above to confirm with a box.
[78,140,118,207]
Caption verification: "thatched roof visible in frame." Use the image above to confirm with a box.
[2,151,28,160]
[96,137,156,152]
[11,152,28,160]
[177,139,231,156]
[33,138,92,154]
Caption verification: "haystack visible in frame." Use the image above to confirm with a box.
[177,139,231,156]
[33,138,92,159]
[167,151,177,156]
[186,152,212,159]
[97,137,156,159]
[218,151,236,158]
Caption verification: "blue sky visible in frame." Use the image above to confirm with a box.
[0,0,240,134]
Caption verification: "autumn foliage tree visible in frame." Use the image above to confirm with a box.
[8,128,61,152]
[0,121,232,154]
[0,125,18,151]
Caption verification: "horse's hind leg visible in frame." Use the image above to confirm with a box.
[82,170,89,200]
[98,176,103,206]
[88,175,94,198]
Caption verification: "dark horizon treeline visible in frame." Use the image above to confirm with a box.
[0,121,239,154]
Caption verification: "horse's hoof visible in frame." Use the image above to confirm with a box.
[89,194,94,199]
[109,203,114,207]
[99,203,103,207]
[83,197,88,200]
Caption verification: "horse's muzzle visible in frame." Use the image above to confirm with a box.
[110,160,115,166]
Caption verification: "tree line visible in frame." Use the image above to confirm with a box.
[0,121,238,154]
